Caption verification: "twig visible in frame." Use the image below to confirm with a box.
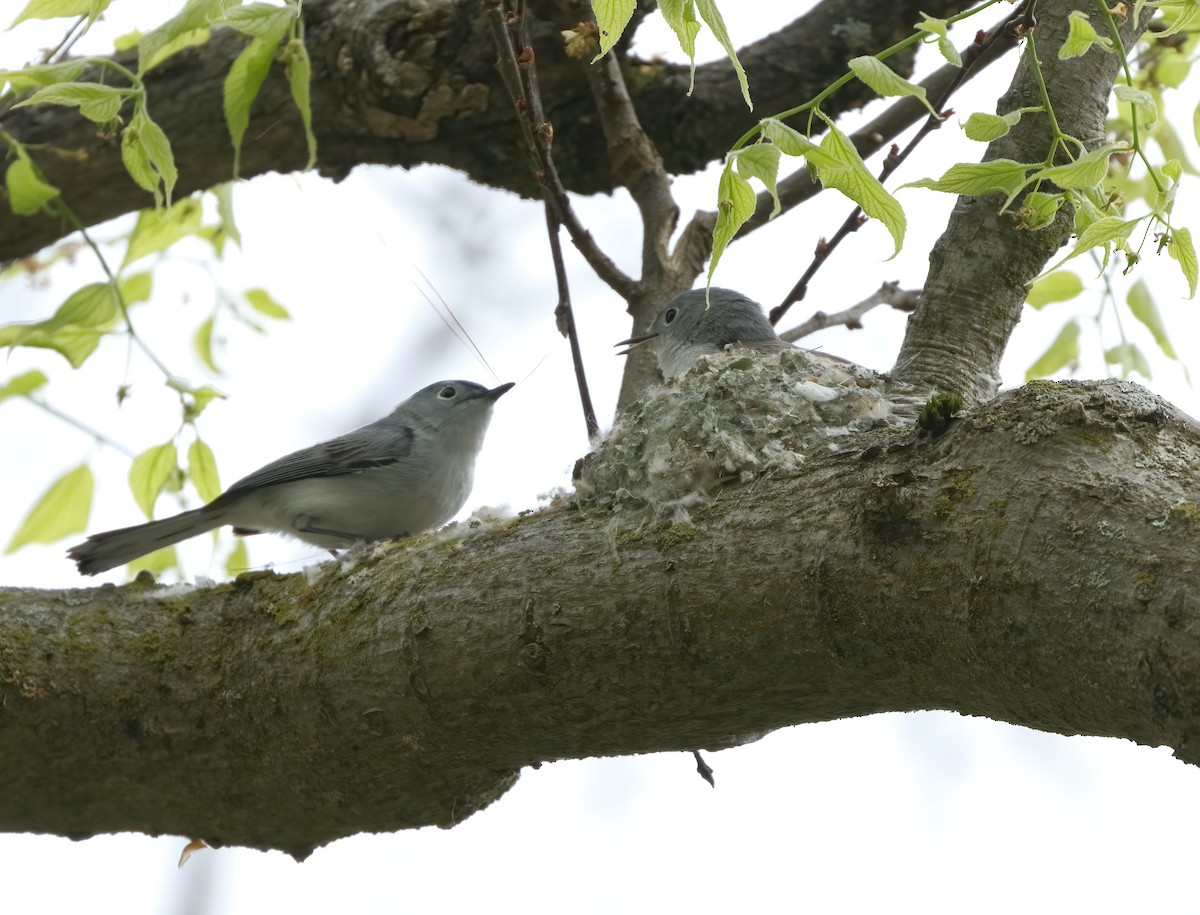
[483,2,636,300]
[545,204,599,440]
[778,282,920,342]
[769,0,1032,327]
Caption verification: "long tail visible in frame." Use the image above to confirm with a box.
[68,507,228,575]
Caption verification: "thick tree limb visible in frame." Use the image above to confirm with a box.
[892,0,1152,400]
[0,0,971,261]
[1,380,1198,857]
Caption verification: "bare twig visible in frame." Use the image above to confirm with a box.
[779,282,920,343]
[768,1,1032,327]
[545,203,600,440]
[484,2,636,299]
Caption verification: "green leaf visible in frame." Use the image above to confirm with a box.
[903,159,1032,198]
[706,159,756,286]
[659,0,702,93]
[224,27,289,177]
[1113,84,1158,133]
[188,439,222,503]
[13,81,126,116]
[0,60,87,93]
[1059,215,1141,267]
[0,325,102,368]
[212,182,242,248]
[5,464,93,553]
[1026,271,1083,309]
[1126,278,1177,360]
[1025,319,1081,381]
[1168,226,1198,298]
[119,272,153,305]
[589,0,635,60]
[137,111,178,206]
[49,282,120,329]
[816,121,905,257]
[1155,49,1191,89]
[735,144,782,218]
[0,370,49,402]
[1036,145,1117,190]
[916,15,962,67]
[1017,190,1065,230]
[282,39,317,170]
[138,0,237,73]
[963,111,1021,142]
[848,56,938,118]
[122,121,163,207]
[10,0,111,27]
[694,0,751,110]
[127,545,178,577]
[758,118,840,169]
[5,151,60,215]
[1059,9,1114,59]
[225,537,250,576]
[1148,0,1200,38]
[193,315,220,374]
[187,385,226,420]
[220,2,295,39]
[129,442,179,520]
[244,287,290,320]
[123,197,204,267]
[1105,343,1152,380]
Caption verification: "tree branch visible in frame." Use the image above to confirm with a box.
[779,282,920,342]
[0,0,971,262]
[891,0,1153,400]
[2,380,1198,857]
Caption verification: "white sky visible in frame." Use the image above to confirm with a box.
[2,2,1200,913]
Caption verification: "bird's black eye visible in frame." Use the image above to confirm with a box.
[438,385,457,400]
[663,307,678,325]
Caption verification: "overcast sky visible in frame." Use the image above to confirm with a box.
[2,3,1200,913]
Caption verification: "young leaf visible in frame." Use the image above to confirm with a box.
[706,160,756,285]
[221,2,295,39]
[1035,145,1118,190]
[122,124,164,207]
[0,325,103,368]
[0,60,87,93]
[759,119,840,170]
[224,29,289,177]
[848,56,938,118]
[1058,215,1142,266]
[188,439,222,503]
[10,0,111,27]
[659,0,701,93]
[916,15,962,67]
[1113,84,1158,133]
[138,0,237,73]
[127,545,179,577]
[1026,271,1083,309]
[5,464,93,553]
[136,111,178,206]
[589,0,635,59]
[1059,9,1114,59]
[695,0,751,110]
[1016,190,1065,230]
[13,81,126,113]
[123,197,204,267]
[225,538,250,576]
[0,370,49,402]
[193,315,220,374]
[1168,226,1198,298]
[1126,278,1177,360]
[735,144,782,218]
[5,153,60,215]
[119,272,154,306]
[963,111,1021,142]
[212,183,242,248]
[283,39,317,170]
[244,288,290,320]
[129,442,179,519]
[817,122,905,256]
[903,159,1032,198]
[1025,319,1081,381]
[1105,343,1152,380]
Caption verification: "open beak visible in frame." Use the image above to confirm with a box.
[614,332,656,357]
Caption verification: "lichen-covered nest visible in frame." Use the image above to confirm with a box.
[576,347,923,518]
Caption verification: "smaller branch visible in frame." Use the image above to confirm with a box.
[768,1,1032,327]
[483,2,637,299]
[778,282,920,343]
[545,203,599,441]
[28,396,137,458]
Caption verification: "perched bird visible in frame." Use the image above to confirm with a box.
[617,287,832,379]
[68,379,514,575]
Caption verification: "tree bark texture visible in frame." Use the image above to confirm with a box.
[2,380,1198,857]
[893,0,1152,400]
[0,0,976,261]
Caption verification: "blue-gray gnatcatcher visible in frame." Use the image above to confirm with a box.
[616,287,844,379]
[69,379,514,575]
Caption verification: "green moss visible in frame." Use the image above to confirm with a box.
[918,392,964,436]
[984,498,1008,536]
[655,523,698,550]
[934,475,975,518]
[1168,502,1200,523]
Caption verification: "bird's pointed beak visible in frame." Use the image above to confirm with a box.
[484,382,516,400]
[614,332,657,357]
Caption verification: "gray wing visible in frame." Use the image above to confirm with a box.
[217,420,416,500]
